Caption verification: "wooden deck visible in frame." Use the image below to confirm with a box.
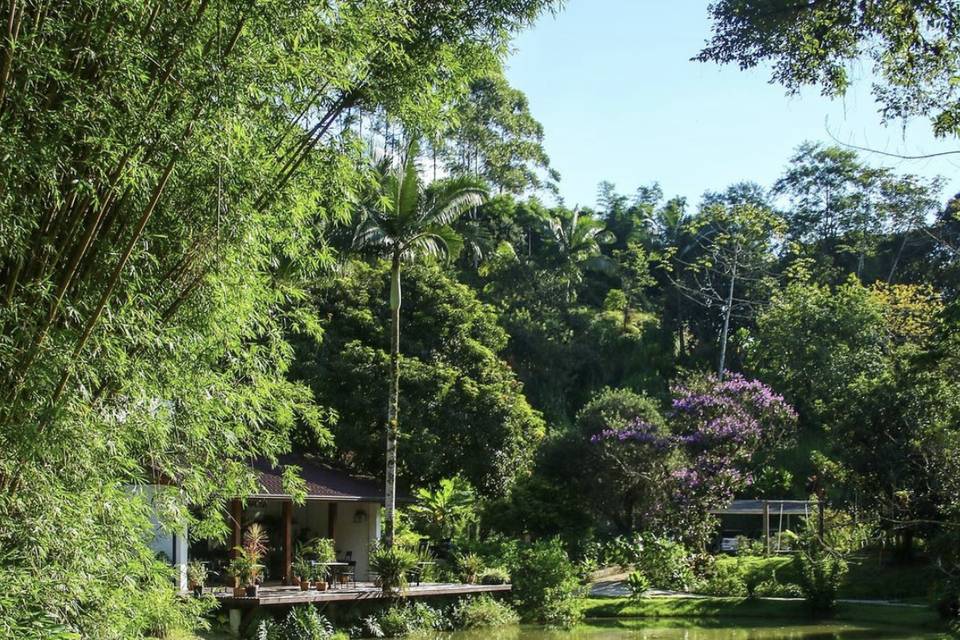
[214,582,512,608]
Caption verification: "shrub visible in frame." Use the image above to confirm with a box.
[452,595,519,628]
[136,577,214,639]
[509,538,583,627]
[255,606,334,640]
[369,545,418,594]
[636,536,694,591]
[754,577,803,598]
[362,602,449,637]
[695,561,747,597]
[627,570,649,600]
[793,544,848,613]
[600,534,644,567]
[479,566,510,585]
[734,536,766,556]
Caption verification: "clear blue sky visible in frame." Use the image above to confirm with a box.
[505,0,960,209]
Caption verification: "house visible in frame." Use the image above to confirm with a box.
[146,455,388,590]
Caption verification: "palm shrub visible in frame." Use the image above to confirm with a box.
[409,477,477,541]
[509,538,582,627]
[370,545,418,594]
[627,570,650,600]
[457,552,484,584]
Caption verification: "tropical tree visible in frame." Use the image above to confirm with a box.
[699,1,960,138]
[409,477,478,540]
[353,142,487,546]
[543,207,615,301]
[665,202,785,377]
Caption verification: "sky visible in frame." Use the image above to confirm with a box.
[504,0,960,210]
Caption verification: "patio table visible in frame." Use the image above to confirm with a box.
[313,561,349,589]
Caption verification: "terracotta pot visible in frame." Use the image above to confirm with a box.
[299,580,310,591]
[233,586,246,598]
[316,581,328,591]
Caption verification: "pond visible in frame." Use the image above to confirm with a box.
[445,619,941,640]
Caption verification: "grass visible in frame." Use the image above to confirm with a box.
[581,596,944,630]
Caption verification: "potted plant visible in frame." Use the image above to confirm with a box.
[293,556,312,591]
[187,560,208,597]
[229,523,268,597]
[227,554,253,598]
[457,552,483,584]
[313,538,336,590]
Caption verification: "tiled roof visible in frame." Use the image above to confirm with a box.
[251,454,386,501]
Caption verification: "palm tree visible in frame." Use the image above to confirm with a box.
[354,141,487,547]
[544,207,615,301]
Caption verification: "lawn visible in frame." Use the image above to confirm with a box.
[580,596,943,630]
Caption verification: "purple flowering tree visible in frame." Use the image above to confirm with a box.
[592,373,797,545]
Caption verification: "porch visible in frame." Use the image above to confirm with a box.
[187,455,388,585]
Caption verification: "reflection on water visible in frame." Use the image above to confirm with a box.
[440,618,939,640]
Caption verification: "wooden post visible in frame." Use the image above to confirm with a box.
[762,501,770,557]
[327,502,338,539]
[282,500,293,584]
[230,499,243,559]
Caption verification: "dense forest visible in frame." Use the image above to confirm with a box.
[2,1,960,638]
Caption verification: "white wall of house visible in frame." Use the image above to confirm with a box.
[335,502,378,580]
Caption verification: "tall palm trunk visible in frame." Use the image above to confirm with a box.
[384,250,401,548]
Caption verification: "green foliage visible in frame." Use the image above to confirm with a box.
[456,552,485,584]
[363,602,450,637]
[452,595,520,629]
[293,261,545,494]
[793,544,849,614]
[627,570,650,600]
[634,536,695,592]
[369,545,418,594]
[0,0,560,634]
[695,561,748,597]
[256,606,333,640]
[187,561,208,588]
[509,538,583,627]
[409,477,477,541]
[699,1,960,138]
[479,567,511,585]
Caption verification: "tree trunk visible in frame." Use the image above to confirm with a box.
[717,258,737,381]
[887,234,909,283]
[384,251,401,548]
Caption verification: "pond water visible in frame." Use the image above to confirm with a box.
[445,619,941,640]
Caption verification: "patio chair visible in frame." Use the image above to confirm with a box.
[339,551,356,588]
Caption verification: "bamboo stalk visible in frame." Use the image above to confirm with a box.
[49,155,178,404]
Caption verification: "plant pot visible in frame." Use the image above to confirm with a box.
[233,586,246,598]
[192,585,203,598]
[245,584,259,598]
[316,581,328,591]
[299,580,310,591]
